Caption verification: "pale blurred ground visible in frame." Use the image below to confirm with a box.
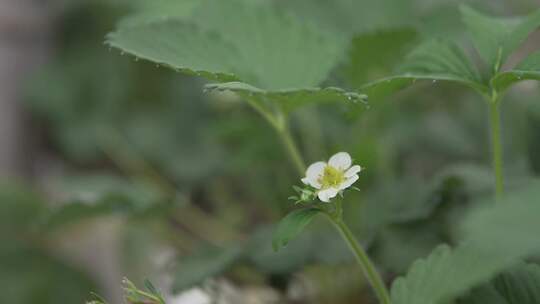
[0,3,123,302]
[0,1,52,177]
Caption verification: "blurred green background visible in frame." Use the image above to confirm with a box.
[1,0,539,303]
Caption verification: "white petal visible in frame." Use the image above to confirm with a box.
[302,161,325,189]
[345,165,362,178]
[318,188,339,202]
[339,174,359,190]
[328,152,352,170]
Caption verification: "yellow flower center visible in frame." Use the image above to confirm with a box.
[319,165,345,189]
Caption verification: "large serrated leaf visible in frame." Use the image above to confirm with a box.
[107,0,357,111]
[460,5,540,71]
[107,21,240,83]
[492,51,540,91]
[360,40,486,100]
[391,180,540,304]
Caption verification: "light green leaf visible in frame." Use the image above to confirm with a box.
[492,51,540,91]
[172,245,242,293]
[460,5,540,71]
[391,180,540,304]
[188,0,346,89]
[107,0,356,111]
[461,263,540,304]
[272,208,322,251]
[361,40,486,100]
[107,21,240,83]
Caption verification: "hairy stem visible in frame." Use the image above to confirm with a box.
[489,97,504,201]
[326,212,391,304]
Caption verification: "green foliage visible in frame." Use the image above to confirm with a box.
[107,0,362,113]
[272,208,322,251]
[492,51,540,91]
[460,5,540,72]
[120,0,199,27]
[44,175,172,229]
[277,0,414,35]
[1,245,97,304]
[361,40,486,100]
[172,246,242,293]
[0,185,97,304]
[123,278,166,304]
[391,181,540,304]
[361,6,540,101]
[461,263,540,304]
[340,29,418,88]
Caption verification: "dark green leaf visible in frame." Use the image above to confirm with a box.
[272,208,322,251]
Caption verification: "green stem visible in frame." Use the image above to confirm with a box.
[245,99,306,175]
[278,124,307,175]
[488,96,504,201]
[326,214,391,304]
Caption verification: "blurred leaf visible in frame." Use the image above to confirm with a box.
[374,224,443,273]
[391,180,540,304]
[362,178,438,229]
[247,226,316,275]
[361,40,486,100]
[45,175,171,229]
[272,208,322,251]
[340,29,418,88]
[172,245,242,293]
[460,5,540,71]
[433,163,494,196]
[0,184,46,232]
[461,263,540,304]
[0,244,97,304]
[492,51,540,92]
[107,0,358,112]
[0,185,97,304]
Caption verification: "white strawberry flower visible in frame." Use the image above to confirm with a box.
[301,152,362,203]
